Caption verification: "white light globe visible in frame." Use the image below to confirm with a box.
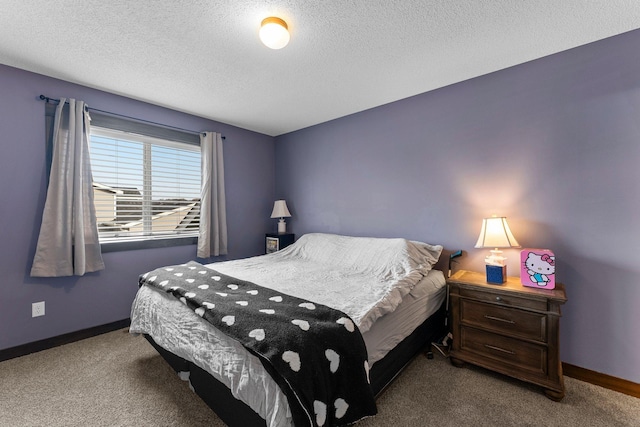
[259,17,290,49]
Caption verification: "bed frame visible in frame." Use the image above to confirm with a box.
[142,251,454,426]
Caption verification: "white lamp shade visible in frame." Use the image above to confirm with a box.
[474,217,520,248]
[259,17,290,49]
[270,200,291,218]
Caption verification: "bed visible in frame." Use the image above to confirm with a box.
[130,233,449,426]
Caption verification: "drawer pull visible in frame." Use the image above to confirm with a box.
[495,296,502,302]
[484,315,516,324]
[484,344,516,355]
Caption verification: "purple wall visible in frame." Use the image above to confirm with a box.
[0,64,275,350]
[275,30,640,383]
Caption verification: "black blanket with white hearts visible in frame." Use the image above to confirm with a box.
[139,261,377,427]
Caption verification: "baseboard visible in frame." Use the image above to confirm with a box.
[0,318,130,363]
[563,362,640,399]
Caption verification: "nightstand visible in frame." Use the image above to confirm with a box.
[265,233,295,254]
[448,270,567,401]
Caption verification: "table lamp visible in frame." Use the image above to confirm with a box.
[475,216,520,284]
[270,200,291,233]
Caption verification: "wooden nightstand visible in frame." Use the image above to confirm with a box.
[265,233,295,254]
[448,270,567,401]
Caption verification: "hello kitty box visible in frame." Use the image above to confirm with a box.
[520,249,556,289]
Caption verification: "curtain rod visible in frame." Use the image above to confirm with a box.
[38,95,225,139]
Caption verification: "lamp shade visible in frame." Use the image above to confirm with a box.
[259,17,290,49]
[270,200,291,219]
[474,216,520,248]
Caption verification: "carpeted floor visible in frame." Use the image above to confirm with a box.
[0,328,638,426]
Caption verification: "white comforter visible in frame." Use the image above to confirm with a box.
[210,233,442,333]
[130,233,442,427]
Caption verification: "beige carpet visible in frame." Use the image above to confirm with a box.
[0,328,638,426]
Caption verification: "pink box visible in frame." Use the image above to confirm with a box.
[520,249,556,289]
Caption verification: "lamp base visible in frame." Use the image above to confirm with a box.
[277,219,287,233]
[486,265,506,284]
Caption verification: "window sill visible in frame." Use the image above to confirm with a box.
[100,236,198,253]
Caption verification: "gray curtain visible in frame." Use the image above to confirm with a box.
[31,98,105,277]
[197,132,227,258]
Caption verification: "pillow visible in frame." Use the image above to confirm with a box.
[285,233,443,279]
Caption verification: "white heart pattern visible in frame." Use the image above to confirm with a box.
[198,270,207,274]
[246,290,258,295]
[159,280,169,287]
[269,296,283,302]
[198,284,209,290]
[179,297,187,305]
[184,292,196,298]
[222,315,235,326]
[282,350,301,372]
[259,309,275,315]
[227,284,238,290]
[236,301,248,306]
[291,319,310,331]
[149,276,157,282]
[215,292,228,297]
[249,329,265,341]
[186,279,195,283]
[334,398,349,419]
[325,349,340,373]
[142,272,149,279]
[195,307,205,317]
[336,317,355,332]
[165,268,174,272]
[212,276,221,281]
[299,302,316,310]
[314,400,327,427]
[174,273,183,277]
[202,302,215,309]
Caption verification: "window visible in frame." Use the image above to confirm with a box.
[90,126,201,247]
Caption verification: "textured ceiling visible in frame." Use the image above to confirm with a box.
[1,1,640,136]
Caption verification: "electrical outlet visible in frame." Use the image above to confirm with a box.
[32,301,45,317]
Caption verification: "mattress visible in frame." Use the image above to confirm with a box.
[362,269,445,364]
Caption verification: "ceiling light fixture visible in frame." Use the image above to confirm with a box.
[259,17,290,49]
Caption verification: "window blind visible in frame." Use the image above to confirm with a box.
[90,126,201,243]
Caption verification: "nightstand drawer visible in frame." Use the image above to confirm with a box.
[459,288,548,312]
[460,327,547,375]
[461,300,547,342]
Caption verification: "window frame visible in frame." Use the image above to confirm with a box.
[88,112,202,252]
